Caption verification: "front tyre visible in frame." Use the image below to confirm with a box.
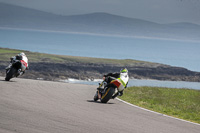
[93,91,99,101]
[101,87,115,103]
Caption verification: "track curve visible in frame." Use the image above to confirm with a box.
[0,77,199,133]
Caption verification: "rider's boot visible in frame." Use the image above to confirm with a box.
[16,69,21,77]
[19,71,24,76]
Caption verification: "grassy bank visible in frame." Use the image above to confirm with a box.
[0,47,148,66]
[120,86,200,124]
[3,47,200,82]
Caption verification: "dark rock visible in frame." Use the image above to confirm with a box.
[1,61,200,82]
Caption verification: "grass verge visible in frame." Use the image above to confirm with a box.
[120,86,200,124]
[0,47,156,66]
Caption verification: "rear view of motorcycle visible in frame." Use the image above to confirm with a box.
[5,60,25,81]
[94,77,124,103]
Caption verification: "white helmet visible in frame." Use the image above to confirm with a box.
[19,52,26,56]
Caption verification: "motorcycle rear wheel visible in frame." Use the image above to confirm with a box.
[5,67,17,81]
[101,87,115,103]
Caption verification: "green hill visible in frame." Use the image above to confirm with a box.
[1,47,200,82]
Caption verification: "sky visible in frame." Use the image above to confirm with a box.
[0,0,200,24]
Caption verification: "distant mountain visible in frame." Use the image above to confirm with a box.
[1,2,200,41]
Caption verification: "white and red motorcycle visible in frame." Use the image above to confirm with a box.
[5,59,28,81]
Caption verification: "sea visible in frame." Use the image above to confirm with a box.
[0,28,200,90]
[60,78,200,90]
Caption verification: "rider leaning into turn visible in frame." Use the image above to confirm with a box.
[103,68,129,99]
[6,52,29,76]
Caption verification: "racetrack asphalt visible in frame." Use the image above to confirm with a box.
[0,76,199,133]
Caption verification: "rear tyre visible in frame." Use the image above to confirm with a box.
[5,67,17,81]
[101,87,115,103]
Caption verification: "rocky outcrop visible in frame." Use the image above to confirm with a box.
[1,61,200,82]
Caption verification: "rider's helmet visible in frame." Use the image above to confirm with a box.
[19,52,26,57]
[120,68,128,73]
[120,68,128,79]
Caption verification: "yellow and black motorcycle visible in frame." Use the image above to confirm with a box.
[93,77,125,103]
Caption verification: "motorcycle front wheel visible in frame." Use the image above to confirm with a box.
[93,91,99,101]
[101,87,115,103]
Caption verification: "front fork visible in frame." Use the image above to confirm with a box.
[97,90,101,99]
[97,81,106,99]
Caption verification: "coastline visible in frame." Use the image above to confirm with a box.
[1,47,200,83]
[59,78,200,90]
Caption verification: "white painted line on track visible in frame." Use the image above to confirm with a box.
[116,98,200,126]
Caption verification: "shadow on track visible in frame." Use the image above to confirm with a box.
[0,79,16,82]
[87,100,115,104]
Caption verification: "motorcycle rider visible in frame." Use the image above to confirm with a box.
[6,52,29,76]
[102,68,129,99]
